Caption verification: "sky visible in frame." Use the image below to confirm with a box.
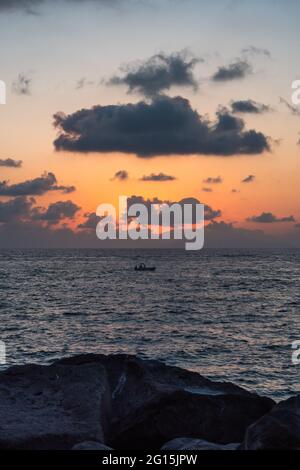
[0,0,299,248]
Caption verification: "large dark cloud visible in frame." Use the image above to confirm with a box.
[140,173,176,182]
[33,200,81,225]
[0,158,22,168]
[108,51,199,97]
[53,96,270,158]
[0,172,75,196]
[231,99,271,114]
[247,212,295,223]
[212,60,252,82]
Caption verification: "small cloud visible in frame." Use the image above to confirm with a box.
[212,60,252,82]
[12,73,32,95]
[202,187,213,193]
[203,176,222,184]
[242,175,255,183]
[247,212,295,223]
[241,46,271,59]
[75,77,94,90]
[231,99,272,114]
[140,173,176,182]
[107,50,200,97]
[0,158,22,168]
[0,172,75,196]
[231,188,240,193]
[33,200,81,225]
[112,170,129,181]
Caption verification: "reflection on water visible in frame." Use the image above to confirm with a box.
[0,248,299,400]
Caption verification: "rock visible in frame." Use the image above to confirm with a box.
[58,354,275,449]
[242,395,300,449]
[72,441,113,450]
[161,437,240,450]
[0,361,111,450]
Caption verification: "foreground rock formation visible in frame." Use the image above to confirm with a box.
[242,395,300,449]
[0,353,295,450]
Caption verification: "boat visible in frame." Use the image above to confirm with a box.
[134,263,156,272]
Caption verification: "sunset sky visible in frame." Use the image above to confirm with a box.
[0,0,299,248]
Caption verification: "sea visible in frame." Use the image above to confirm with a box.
[0,248,299,401]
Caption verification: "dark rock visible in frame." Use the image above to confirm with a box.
[161,438,240,450]
[72,441,113,450]
[242,395,300,449]
[58,354,275,449]
[0,361,111,450]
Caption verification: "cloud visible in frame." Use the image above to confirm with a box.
[53,96,270,158]
[75,77,94,90]
[202,187,213,193]
[33,200,81,225]
[203,176,222,184]
[231,188,239,193]
[241,46,271,59]
[242,174,255,183]
[12,73,32,95]
[140,173,176,182]
[0,172,75,196]
[295,223,300,229]
[78,212,100,230]
[0,196,33,222]
[212,60,252,82]
[0,158,22,168]
[247,212,295,223]
[112,170,129,181]
[231,99,271,114]
[107,51,199,97]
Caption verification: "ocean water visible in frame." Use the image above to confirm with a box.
[0,248,299,401]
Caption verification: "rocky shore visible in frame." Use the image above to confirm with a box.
[0,354,298,450]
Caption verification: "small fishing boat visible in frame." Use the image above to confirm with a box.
[134,263,156,272]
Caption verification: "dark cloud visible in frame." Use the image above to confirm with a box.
[140,173,176,182]
[0,196,33,222]
[33,200,81,225]
[78,212,100,230]
[112,170,129,181]
[212,60,252,82]
[0,172,75,196]
[0,158,22,168]
[53,96,270,158]
[242,175,255,183]
[12,73,32,95]
[202,187,213,193]
[203,176,222,184]
[231,189,239,193]
[107,51,199,97]
[231,99,271,114]
[295,223,300,229]
[247,212,295,223]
